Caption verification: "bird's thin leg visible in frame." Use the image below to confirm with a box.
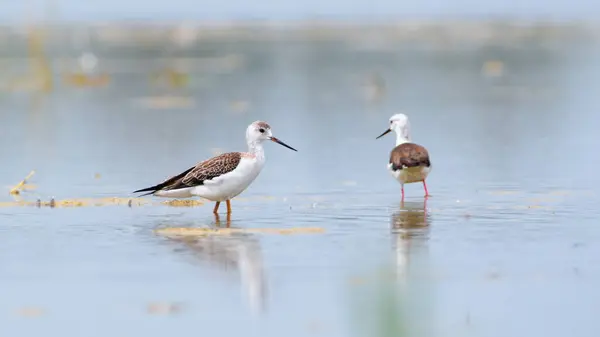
[226,200,232,214]
[401,185,405,201]
[423,180,430,198]
[213,201,220,214]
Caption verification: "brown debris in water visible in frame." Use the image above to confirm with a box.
[15,307,45,317]
[146,302,183,315]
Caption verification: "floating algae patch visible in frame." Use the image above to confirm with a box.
[44,197,152,207]
[161,199,204,207]
[46,199,88,207]
[0,197,206,208]
[155,227,325,237]
[0,197,151,208]
[63,72,111,87]
[9,170,36,195]
[134,95,195,109]
[0,200,31,207]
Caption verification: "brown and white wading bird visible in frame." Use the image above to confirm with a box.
[376,113,431,200]
[133,121,297,214]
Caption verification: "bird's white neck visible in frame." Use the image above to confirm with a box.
[396,131,410,146]
[395,133,411,146]
[247,140,266,161]
[394,125,411,146]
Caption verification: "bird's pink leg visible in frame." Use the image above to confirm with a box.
[401,186,405,201]
[423,180,430,197]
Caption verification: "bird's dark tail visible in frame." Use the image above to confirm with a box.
[133,185,160,197]
[133,165,196,198]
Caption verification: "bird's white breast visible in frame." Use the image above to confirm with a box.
[192,156,264,201]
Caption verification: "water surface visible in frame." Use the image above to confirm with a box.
[1,36,599,337]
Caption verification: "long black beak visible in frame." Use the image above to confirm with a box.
[270,137,297,152]
[376,129,392,139]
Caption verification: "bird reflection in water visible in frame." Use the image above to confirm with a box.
[391,199,431,280]
[214,212,232,228]
[167,213,268,315]
[385,199,434,337]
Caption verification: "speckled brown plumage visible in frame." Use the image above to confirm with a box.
[389,143,431,171]
[133,152,242,195]
[176,152,242,188]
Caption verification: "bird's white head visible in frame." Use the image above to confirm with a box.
[376,113,412,145]
[246,121,297,152]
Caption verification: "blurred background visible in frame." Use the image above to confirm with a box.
[1,1,600,337]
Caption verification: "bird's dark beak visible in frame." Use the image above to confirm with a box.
[376,128,392,139]
[270,137,298,152]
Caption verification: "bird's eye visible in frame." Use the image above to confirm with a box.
[390,121,393,124]
[259,128,265,133]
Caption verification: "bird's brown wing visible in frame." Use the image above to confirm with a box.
[389,143,431,171]
[134,152,243,195]
[165,152,243,190]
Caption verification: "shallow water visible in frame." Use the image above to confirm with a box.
[1,36,600,336]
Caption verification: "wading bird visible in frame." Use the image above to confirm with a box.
[134,121,297,214]
[376,113,431,200]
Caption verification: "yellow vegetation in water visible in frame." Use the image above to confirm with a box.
[9,170,36,195]
[2,28,53,93]
[0,200,30,207]
[155,226,325,237]
[135,95,195,109]
[161,199,204,207]
[481,60,504,77]
[53,197,150,207]
[0,197,152,208]
[150,68,189,88]
[63,73,111,87]
[0,197,206,208]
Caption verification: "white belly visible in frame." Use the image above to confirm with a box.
[192,170,260,202]
[389,164,431,185]
[154,158,263,201]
